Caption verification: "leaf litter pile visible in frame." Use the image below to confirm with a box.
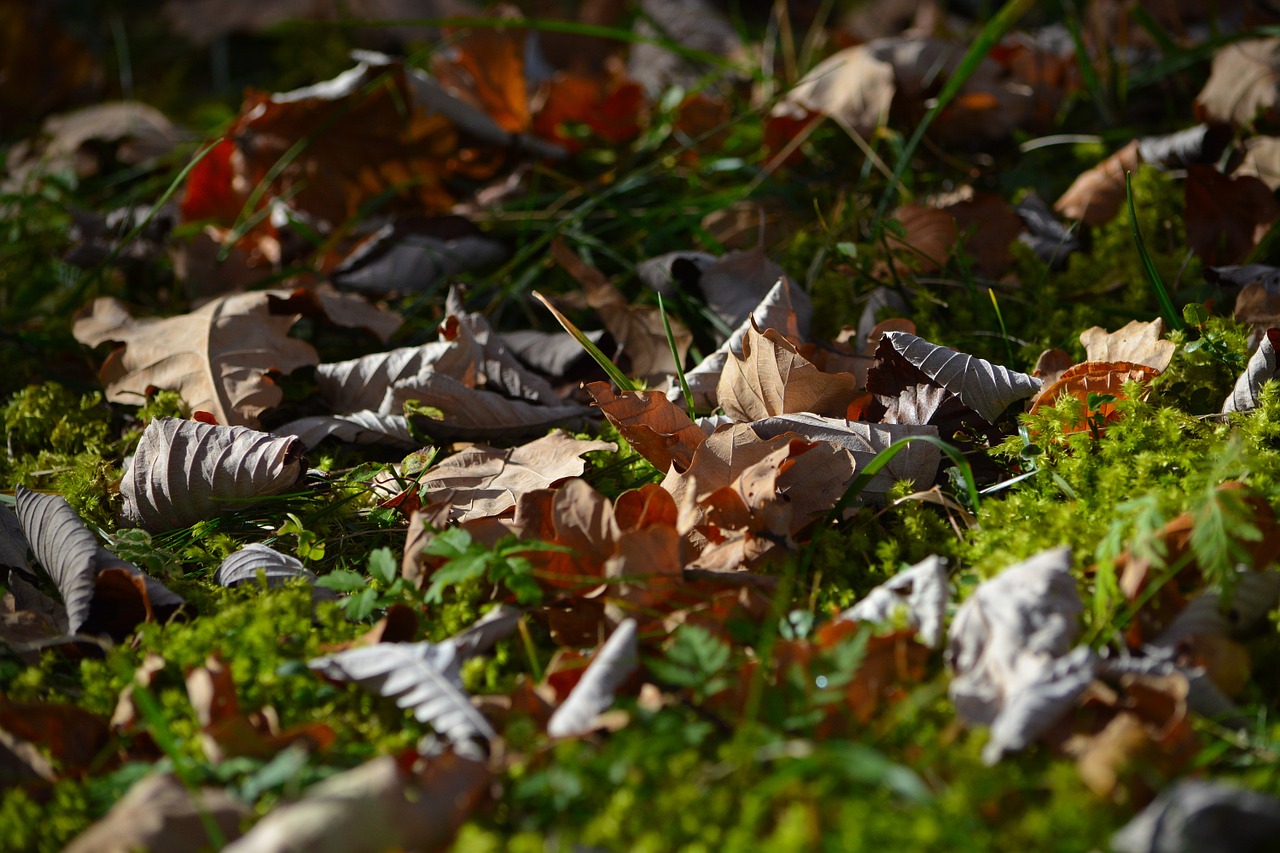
[8,1,1280,850]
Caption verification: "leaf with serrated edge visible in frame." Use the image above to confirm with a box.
[882,331,1041,423]
[309,640,495,746]
[120,418,305,532]
[547,618,639,738]
[1224,328,1280,413]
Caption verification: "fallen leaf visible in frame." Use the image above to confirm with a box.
[215,543,320,589]
[586,382,706,473]
[1111,779,1280,853]
[533,70,646,153]
[1185,166,1280,265]
[547,618,639,737]
[876,203,958,278]
[277,412,417,450]
[328,217,508,296]
[1054,140,1143,225]
[1238,135,1280,190]
[221,751,488,853]
[627,0,745,97]
[1224,327,1280,412]
[716,324,860,423]
[0,698,112,782]
[944,190,1026,278]
[638,246,789,336]
[4,102,177,189]
[72,291,319,428]
[835,555,949,648]
[982,645,1098,765]
[120,418,306,532]
[1029,361,1160,432]
[63,772,250,853]
[15,486,185,637]
[1196,37,1280,127]
[1080,318,1176,372]
[309,640,495,749]
[396,373,590,443]
[0,505,31,574]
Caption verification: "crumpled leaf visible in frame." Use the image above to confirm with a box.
[878,331,1042,423]
[315,339,478,417]
[15,486,185,636]
[836,555,949,648]
[1080,318,1176,373]
[121,418,306,532]
[1196,37,1280,127]
[63,772,250,853]
[73,291,319,428]
[586,382,706,473]
[676,277,812,410]
[1224,328,1280,413]
[1054,140,1142,225]
[397,373,589,443]
[309,640,495,747]
[222,751,489,853]
[277,411,416,450]
[717,324,860,422]
[547,618,639,737]
[215,543,319,589]
[418,430,615,523]
[983,644,1098,765]
[748,414,940,503]
[1111,779,1280,853]
[947,546,1083,729]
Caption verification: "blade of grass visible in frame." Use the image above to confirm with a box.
[659,294,696,419]
[1126,170,1183,330]
[531,290,637,391]
[987,287,1017,367]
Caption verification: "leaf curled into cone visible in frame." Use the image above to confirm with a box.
[586,381,705,473]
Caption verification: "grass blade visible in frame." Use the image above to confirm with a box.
[658,294,696,419]
[531,290,637,392]
[1126,170,1183,330]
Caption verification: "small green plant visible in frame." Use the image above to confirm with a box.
[421,528,559,607]
[277,512,326,563]
[316,547,407,621]
[646,624,734,704]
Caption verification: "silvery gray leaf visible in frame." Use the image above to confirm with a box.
[882,331,1042,423]
[16,486,184,634]
[639,247,786,333]
[448,306,560,404]
[0,504,31,575]
[749,414,940,503]
[947,546,1082,727]
[315,341,470,415]
[547,619,639,738]
[392,374,589,443]
[676,277,813,410]
[448,604,524,660]
[1016,192,1079,269]
[121,418,305,532]
[837,555,949,648]
[310,640,495,746]
[1223,328,1280,413]
[857,286,908,347]
[215,544,319,588]
[982,645,1098,765]
[330,223,507,296]
[1111,779,1280,853]
[277,412,416,450]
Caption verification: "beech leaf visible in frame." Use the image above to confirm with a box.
[1080,319,1176,373]
[121,418,306,532]
[982,645,1098,765]
[717,324,860,422]
[1224,328,1280,413]
[586,381,707,473]
[215,544,319,589]
[277,412,416,450]
[547,618,639,738]
[72,292,319,428]
[836,555,949,648]
[0,505,31,575]
[309,640,495,747]
[1111,779,1280,853]
[394,373,589,443]
[1054,140,1142,225]
[879,331,1041,423]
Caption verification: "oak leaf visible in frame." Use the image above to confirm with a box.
[1196,38,1280,127]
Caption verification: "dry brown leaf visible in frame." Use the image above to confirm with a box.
[418,430,615,523]
[876,203,958,278]
[717,324,860,422]
[1054,140,1143,225]
[943,190,1026,278]
[1033,348,1076,388]
[586,382,705,473]
[1029,361,1160,433]
[1185,166,1280,265]
[0,698,112,783]
[73,292,318,428]
[1080,318,1176,372]
[1196,37,1280,127]
[1238,136,1280,190]
[772,41,896,137]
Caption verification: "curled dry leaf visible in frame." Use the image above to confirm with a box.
[396,373,589,443]
[222,751,489,853]
[122,418,305,532]
[1054,140,1142,225]
[315,338,478,416]
[639,246,788,333]
[15,486,184,637]
[748,413,940,504]
[63,772,250,853]
[546,618,639,738]
[0,505,31,574]
[309,640,495,748]
[1224,328,1280,413]
[1196,37,1280,127]
[879,331,1042,423]
[1111,779,1280,853]
[1080,318,1176,373]
[717,324,860,423]
[983,645,1098,765]
[836,555,949,648]
[277,411,416,450]
[1029,361,1160,432]
[947,546,1083,731]
[72,291,319,428]
[448,604,524,660]
[586,382,706,473]
[417,430,615,523]
[215,543,319,589]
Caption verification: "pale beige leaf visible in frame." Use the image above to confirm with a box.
[586,381,705,473]
[1054,140,1143,225]
[837,555,950,648]
[1239,136,1280,190]
[882,331,1041,423]
[222,752,488,853]
[1196,38,1280,127]
[64,772,249,853]
[717,324,859,422]
[419,430,616,522]
[121,418,305,532]
[773,42,895,136]
[72,292,318,427]
[1080,318,1176,373]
